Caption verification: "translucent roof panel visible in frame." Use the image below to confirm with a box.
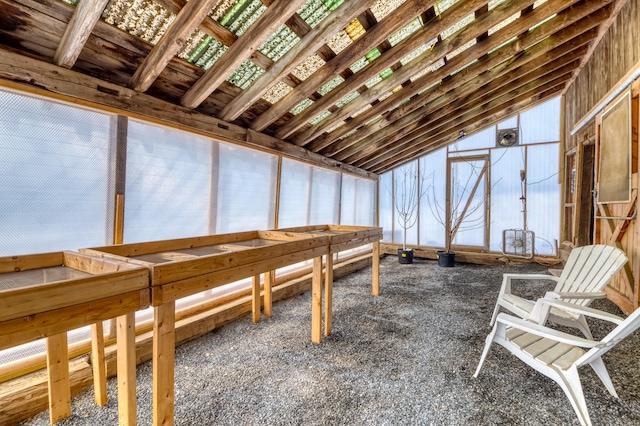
[289,98,314,116]
[488,0,508,10]
[335,91,360,109]
[380,68,393,80]
[436,0,460,14]
[213,0,266,37]
[188,36,229,70]
[441,13,475,39]
[488,12,520,36]
[292,55,326,81]
[388,18,423,47]
[349,57,369,74]
[226,60,264,89]
[103,0,174,46]
[370,0,408,22]
[318,75,345,96]
[430,58,446,72]
[365,74,383,89]
[297,0,345,29]
[533,0,549,7]
[400,42,432,67]
[262,81,293,104]
[180,30,209,61]
[410,67,431,83]
[345,18,366,41]
[258,25,300,62]
[327,31,353,54]
[309,110,332,125]
[446,39,476,61]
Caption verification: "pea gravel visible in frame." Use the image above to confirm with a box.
[19,256,640,425]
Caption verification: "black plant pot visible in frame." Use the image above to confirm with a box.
[397,248,414,264]
[436,250,455,267]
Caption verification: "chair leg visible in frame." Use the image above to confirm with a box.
[589,357,619,398]
[490,302,501,326]
[575,315,594,340]
[557,366,592,426]
[474,325,498,378]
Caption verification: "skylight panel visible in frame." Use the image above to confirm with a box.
[262,81,293,104]
[180,30,209,61]
[435,0,460,14]
[292,55,326,81]
[309,110,332,125]
[226,60,264,89]
[446,39,476,61]
[349,57,369,74]
[215,0,266,37]
[189,37,229,70]
[370,0,408,21]
[441,13,474,39]
[290,98,314,115]
[388,18,422,47]
[345,18,366,41]
[103,0,173,45]
[297,0,345,29]
[318,75,345,96]
[380,68,393,79]
[327,31,352,54]
[335,91,360,109]
[258,25,300,62]
[366,48,381,62]
[488,12,520,36]
[378,91,394,102]
[365,75,383,89]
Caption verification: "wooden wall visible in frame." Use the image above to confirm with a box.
[563,0,640,314]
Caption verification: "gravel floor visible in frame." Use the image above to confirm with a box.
[19,255,640,425]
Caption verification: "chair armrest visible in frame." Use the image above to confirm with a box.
[531,298,624,325]
[496,313,599,348]
[498,274,559,297]
[544,291,607,300]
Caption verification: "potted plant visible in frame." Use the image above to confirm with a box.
[390,161,429,264]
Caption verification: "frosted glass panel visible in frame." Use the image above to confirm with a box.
[490,147,526,252]
[420,148,446,247]
[340,175,357,225]
[449,126,495,151]
[310,167,340,225]
[0,90,112,255]
[451,159,487,247]
[125,121,211,242]
[355,179,376,226]
[379,172,393,242]
[497,115,518,129]
[520,96,560,144]
[526,143,560,255]
[279,158,311,228]
[216,143,277,233]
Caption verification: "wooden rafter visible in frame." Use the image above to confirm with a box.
[53,0,110,68]
[218,0,374,122]
[180,0,307,109]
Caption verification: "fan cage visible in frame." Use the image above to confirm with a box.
[502,229,535,258]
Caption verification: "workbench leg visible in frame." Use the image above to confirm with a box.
[324,254,333,337]
[252,274,261,323]
[91,322,108,406]
[46,333,71,424]
[153,302,175,426]
[372,241,380,296]
[117,312,136,425]
[263,271,273,318]
[312,256,323,343]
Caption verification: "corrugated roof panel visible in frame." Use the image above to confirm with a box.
[441,13,474,39]
[226,60,264,89]
[327,31,352,54]
[365,75,383,89]
[309,110,332,125]
[410,67,431,83]
[103,0,174,45]
[378,91,394,102]
[430,58,445,71]
[436,0,460,14]
[370,0,408,21]
[533,0,549,7]
[258,25,300,62]
[446,39,476,60]
[189,37,229,70]
[488,0,507,10]
[215,0,266,37]
[388,18,422,47]
[349,57,369,74]
[290,98,314,115]
[318,75,345,96]
[335,91,360,109]
[345,18,366,41]
[262,81,293,104]
[379,68,393,79]
[297,0,345,29]
[179,30,209,60]
[292,55,326,81]
[400,41,434,67]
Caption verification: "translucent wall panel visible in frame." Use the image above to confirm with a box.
[379,172,393,242]
[278,158,311,228]
[340,174,357,225]
[451,159,487,247]
[309,167,340,225]
[124,121,211,243]
[419,148,446,247]
[449,126,495,152]
[0,90,112,255]
[216,143,277,233]
[520,96,560,144]
[497,115,518,129]
[526,143,560,255]
[355,179,376,226]
[490,147,526,252]
[391,161,419,247]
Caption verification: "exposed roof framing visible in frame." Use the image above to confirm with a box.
[0,0,625,175]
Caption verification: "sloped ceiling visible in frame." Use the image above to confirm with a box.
[0,0,624,175]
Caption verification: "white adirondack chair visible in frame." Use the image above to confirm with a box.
[490,244,628,339]
[475,298,640,426]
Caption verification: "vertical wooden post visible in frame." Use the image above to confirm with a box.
[312,256,323,344]
[263,271,273,318]
[117,312,136,425]
[372,241,380,296]
[324,254,333,337]
[46,333,71,424]
[252,275,261,323]
[90,322,108,406]
[114,194,125,245]
[153,302,175,426]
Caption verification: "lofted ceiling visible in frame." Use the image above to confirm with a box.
[0,0,623,175]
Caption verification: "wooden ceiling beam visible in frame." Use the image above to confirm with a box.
[129,0,223,92]
[218,0,374,122]
[180,0,307,108]
[53,0,110,68]
[270,0,487,139]
[306,0,612,154]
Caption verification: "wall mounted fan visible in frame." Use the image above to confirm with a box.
[497,128,519,147]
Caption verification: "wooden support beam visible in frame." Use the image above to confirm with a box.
[90,322,107,406]
[129,0,223,92]
[153,302,175,426]
[312,256,323,344]
[263,271,273,318]
[372,241,380,296]
[219,0,374,122]
[252,274,261,323]
[324,254,333,337]
[53,0,110,68]
[180,0,307,109]
[117,312,136,426]
[46,333,71,424]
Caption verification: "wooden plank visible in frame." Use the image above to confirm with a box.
[181,0,307,108]
[117,312,136,426]
[324,254,333,337]
[252,275,261,324]
[263,271,273,318]
[312,256,323,344]
[46,333,71,424]
[153,301,175,426]
[219,0,373,122]
[53,0,110,68]
[90,322,108,406]
[372,241,380,296]
[0,252,64,274]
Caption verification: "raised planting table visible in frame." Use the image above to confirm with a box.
[276,225,383,336]
[82,230,330,426]
[0,251,149,425]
